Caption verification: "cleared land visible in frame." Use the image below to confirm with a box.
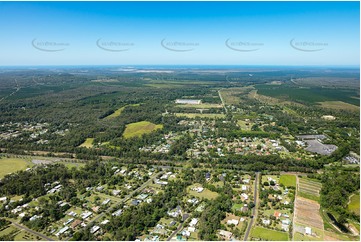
[79,138,94,148]
[104,104,140,119]
[123,121,163,139]
[348,194,360,216]
[318,101,359,112]
[279,174,296,187]
[294,196,324,229]
[219,87,253,105]
[176,103,223,109]
[0,158,30,178]
[237,120,252,131]
[298,178,322,201]
[187,184,219,200]
[251,226,289,241]
[175,113,225,119]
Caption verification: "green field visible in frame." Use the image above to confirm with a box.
[175,113,225,119]
[280,174,296,187]
[176,103,223,109]
[318,101,359,112]
[188,184,219,200]
[0,158,30,178]
[123,121,163,139]
[256,85,360,106]
[251,226,289,241]
[105,104,140,119]
[79,138,94,148]
[298,178,321,201]
[348,193,360,215]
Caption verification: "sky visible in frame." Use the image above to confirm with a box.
[0,1,359,66]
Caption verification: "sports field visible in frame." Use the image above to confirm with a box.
[279,174,296,187]
[251,226,289,241]
[123,121,163,138]
[0,158,30,178]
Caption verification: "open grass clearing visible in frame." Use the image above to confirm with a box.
[318,101,359,112]
[187,184,219,200]
[123,121,163,139]
[174,113,225,119]
[237,120,252,131]
[251,226,289,241]
[79,138,94,148]
[104,104,140,119]
[176,103,223,109]
[294,222,324,241]
[279,174,296,187]
[0,158,30,178]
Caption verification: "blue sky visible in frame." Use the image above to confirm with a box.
[0,1,359,66]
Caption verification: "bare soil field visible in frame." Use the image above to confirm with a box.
[294,196,324,229]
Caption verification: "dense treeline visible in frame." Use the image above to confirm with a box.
[320,169,360,223]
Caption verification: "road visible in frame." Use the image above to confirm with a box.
[243,172,260,241]
[218,89,228,114]
[167,213,190,241]
[12,222,54,241]
[89,171,162,225]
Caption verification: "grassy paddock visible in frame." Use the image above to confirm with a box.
[251,226,289,241]
[123,121,163,139]
[279,174,296,187]
[175,113,225,119]
[0,158,30,178]
[79,138,94,148]
[318,101,359,112]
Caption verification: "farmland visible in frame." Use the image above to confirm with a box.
[123,121,163,138]
[298,178,322,202]
[255,84,360,106]
[294,196,324,230]
[251,226,289,241]
[0,158,30,178]
[174,113,225,119]
[279,174,296,187]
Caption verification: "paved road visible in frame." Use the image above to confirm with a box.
[64,172,163,241]
[167,214,191,241]
[89,171,162,225]
[243,172,260,241]
[12,222,54,241]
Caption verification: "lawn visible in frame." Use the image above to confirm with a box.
[232,203,243,211]
[79,138,94,148]
[123,121,163,138]
[188,184,219,200]
[251,226,289,241]
[175,113,225,119]
[280,174,296,187]
[348,194,360,215]
[0,158,30,178]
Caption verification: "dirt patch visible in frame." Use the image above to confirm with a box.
[294,196,324,229]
